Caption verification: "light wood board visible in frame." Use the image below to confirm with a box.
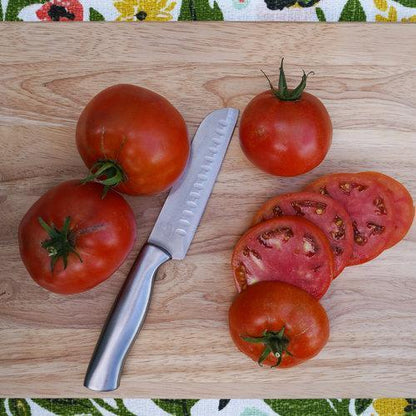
[0,23,415,398]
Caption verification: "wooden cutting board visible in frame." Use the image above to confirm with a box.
[0,23,415,398]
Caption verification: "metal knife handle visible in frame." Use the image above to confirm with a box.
[84,243,171,392]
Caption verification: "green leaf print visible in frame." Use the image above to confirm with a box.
[339,0,366,21]
[89,7,105,21]
[178,0,224,21]
[8,400,31,416]
[33,399,100,416]
[316,7,326,20]
[5,0,48,21]
[0,400,7,416]
[355,399,373,415]
[93,399,136,416]
[152,399,199,416]
[265,399,350,416]
[391,0,416,6]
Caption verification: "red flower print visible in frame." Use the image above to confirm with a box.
[36,0,84,21]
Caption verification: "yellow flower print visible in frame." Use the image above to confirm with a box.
[114,0,176,21]
[373,398,408,416]
[374,0,388,11]
[402,15,416,22]
[375,5,397,21]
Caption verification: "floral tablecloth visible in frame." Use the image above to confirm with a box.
[2,398,416,415]
[2,0,416,22]
[2,0,414,413]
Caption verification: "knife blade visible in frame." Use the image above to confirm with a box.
[84,108,239,392]
[149,108,240,259]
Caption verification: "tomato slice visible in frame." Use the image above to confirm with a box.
[304,173,395,265]
[252,191,353,279]
[232,217,334,300]
[359,172,414,249]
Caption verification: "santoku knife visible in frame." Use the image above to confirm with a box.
[84,107,239,392]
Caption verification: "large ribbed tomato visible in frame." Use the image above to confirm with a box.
[229,281,330,368]
[76,84,189,195]
[18,180,136,294]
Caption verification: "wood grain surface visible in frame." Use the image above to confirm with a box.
[0,23,415,398]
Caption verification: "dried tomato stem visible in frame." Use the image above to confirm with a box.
[38,216,82,271]
[242,326,292,367]
[262,58,314,101]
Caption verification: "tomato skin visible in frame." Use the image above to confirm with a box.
[229,281,329,368]
[76,84,189,195]
[239,90,332,177]
[18,180,136,294]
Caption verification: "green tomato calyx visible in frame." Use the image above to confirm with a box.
[262,58,314,101]
[38,216,82,272]
[81,160,126,198]
[242,326,293,367]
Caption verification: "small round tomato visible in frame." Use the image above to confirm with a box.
[239,59,332,177]
[76,84,189,196]
[18,180,136,294]
[229,281,329,368]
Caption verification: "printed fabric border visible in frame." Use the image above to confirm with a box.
[2,398,416,416]
[1,0,416,22]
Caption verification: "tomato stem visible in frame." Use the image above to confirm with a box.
[262,58,314,101]
[242,326,292,367]
[81,160,126,197]
[38,216,82,272]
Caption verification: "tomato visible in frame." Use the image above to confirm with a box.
[232,216,334,299]
[18,180,136,294]
[229,281,329,368]
[359,172,414,249]
[239,60,332,177]
[252,191,353,278]
[76,84,189,196]
[304,172,395,265]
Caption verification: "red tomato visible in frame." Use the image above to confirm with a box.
[229,281,330,368]
[359,172,414,249]
[304,172,395,265]
[18,180,136,294]
[76,84,189,196]
[232,216,334,299]
[252,191,353,278]
[239,60,332,177]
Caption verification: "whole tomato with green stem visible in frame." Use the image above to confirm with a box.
[229,281,329,368]
[239,59,332,177]
[18,180,136,294]
[76,84,189,196]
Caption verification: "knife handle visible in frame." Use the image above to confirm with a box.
[84,243,171,392]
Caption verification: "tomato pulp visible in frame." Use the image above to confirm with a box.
[232,216,334,299]
[253,191,353,278]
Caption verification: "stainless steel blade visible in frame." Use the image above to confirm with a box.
[148,108,239,259]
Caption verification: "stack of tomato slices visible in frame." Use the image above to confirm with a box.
[229,171,414,369]
[232,171,414,300]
